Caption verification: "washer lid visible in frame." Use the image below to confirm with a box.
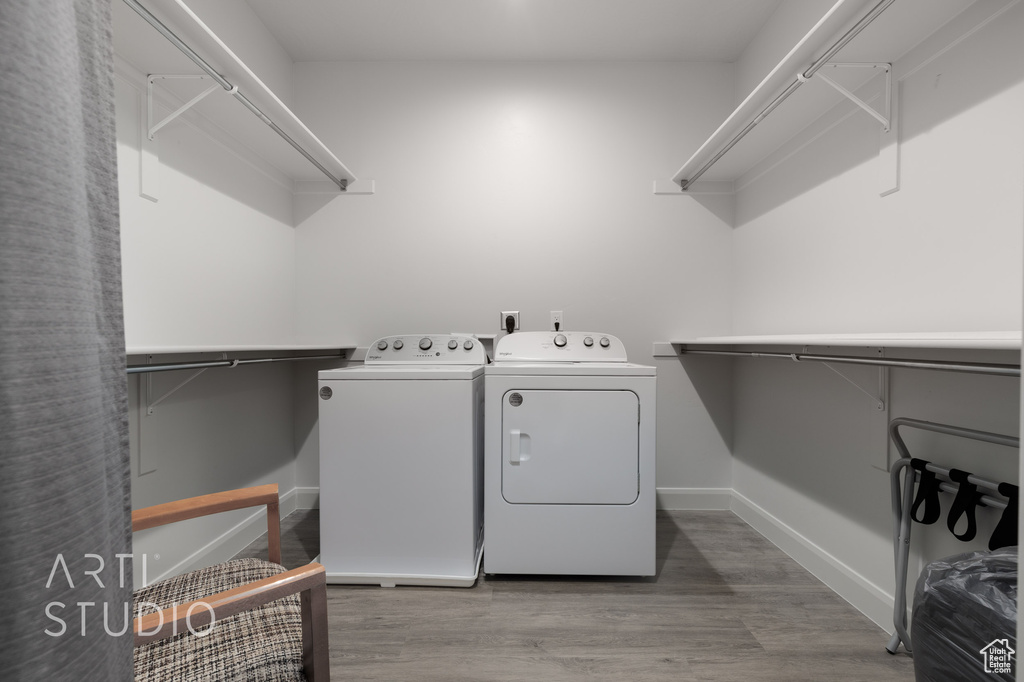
[494,331,628,362]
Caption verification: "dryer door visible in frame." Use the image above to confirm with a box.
[501,389,639,505]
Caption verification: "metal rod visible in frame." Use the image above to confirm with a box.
[679,80,803,191]
[127,353,345,374]
[888,457,916,654]
[889,416,1020,451]
[802,0,895,78]
[679,0,895,190]
[679,348,1020,377]
[122,0,348,191]
[935,481,1007,510]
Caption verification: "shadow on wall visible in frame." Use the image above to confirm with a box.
[732,1,1024,226]
[679,355,735,453]
[291,357,353,492]
[293,191,342,227]
[114,74,295,227]
[686,192,734,230]
[728,354,1020,555]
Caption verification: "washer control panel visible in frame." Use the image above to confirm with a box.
[494,331,627,362]
[365,334,487,364]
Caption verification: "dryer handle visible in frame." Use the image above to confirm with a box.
[509,429,531,464]
[509,429,521,465]
[510,429,531,465]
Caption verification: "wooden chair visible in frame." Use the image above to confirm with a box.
[132,484,329,681]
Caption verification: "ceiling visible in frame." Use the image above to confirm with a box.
[243,0,785,63]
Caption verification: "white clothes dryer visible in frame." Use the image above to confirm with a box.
[318,334,486,587]
[484,331,656,576]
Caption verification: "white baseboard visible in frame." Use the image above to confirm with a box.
[294,486,320,509]
[144,487,301,587]
[656,487,732,510]
[730,490,895,632]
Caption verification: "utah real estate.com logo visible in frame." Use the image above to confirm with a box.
[980,638,1014,676]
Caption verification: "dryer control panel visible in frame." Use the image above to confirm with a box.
[494,331,627,362]
[365,334,487,364]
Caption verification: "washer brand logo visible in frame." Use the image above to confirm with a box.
[319,386,333,400]
[981,638,1015,675]
[508,393,523,407]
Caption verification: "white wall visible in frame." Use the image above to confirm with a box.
[723,1,1023,628]
[115,67,297,349]
[127,363,299,586]
[732,2,1023,334]
[115,62,304,584]
[288,61,738,498]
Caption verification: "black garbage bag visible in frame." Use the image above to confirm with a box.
[911,547,1017,682]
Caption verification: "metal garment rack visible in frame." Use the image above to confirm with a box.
[678,348,1020,378]
[887,417,1019,655]
[675,0,895,190]
[122,0,349,191]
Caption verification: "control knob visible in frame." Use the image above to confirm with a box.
[463,339,474,350]
[554,334,567,347]
[583,336,594,347]
[448,339,459,350]
[393,339,404,350]
[376,340,388,351]
[419,337,432,351]
[600,336,610,348]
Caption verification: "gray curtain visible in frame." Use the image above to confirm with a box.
[1,1,132,679]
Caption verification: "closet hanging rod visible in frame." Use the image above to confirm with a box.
[122,0,348,191]
[677,0,894,191]
[126,353,345,375]
[679,348,1020,377]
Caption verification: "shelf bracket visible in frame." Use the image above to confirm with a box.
[147,74,224,140]
[145,353,233,414]
[816,348,890,472]
[814,63,892,132]
[819,361,888,411]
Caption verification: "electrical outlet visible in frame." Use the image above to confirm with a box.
[500,311,520,331]
[550,310,563,331]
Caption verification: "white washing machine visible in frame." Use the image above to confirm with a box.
[318,334,486,587]
[484,331,656,576]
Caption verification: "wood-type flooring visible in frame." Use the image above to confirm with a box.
[234,509,915,681]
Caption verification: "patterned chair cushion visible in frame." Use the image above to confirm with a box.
[134,558,305,682]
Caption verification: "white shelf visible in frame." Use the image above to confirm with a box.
[112,0,360,190]
[667,0,999,190]
[126,344,357,356]
[664,332,1022,352]
[655,332,1020,378]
